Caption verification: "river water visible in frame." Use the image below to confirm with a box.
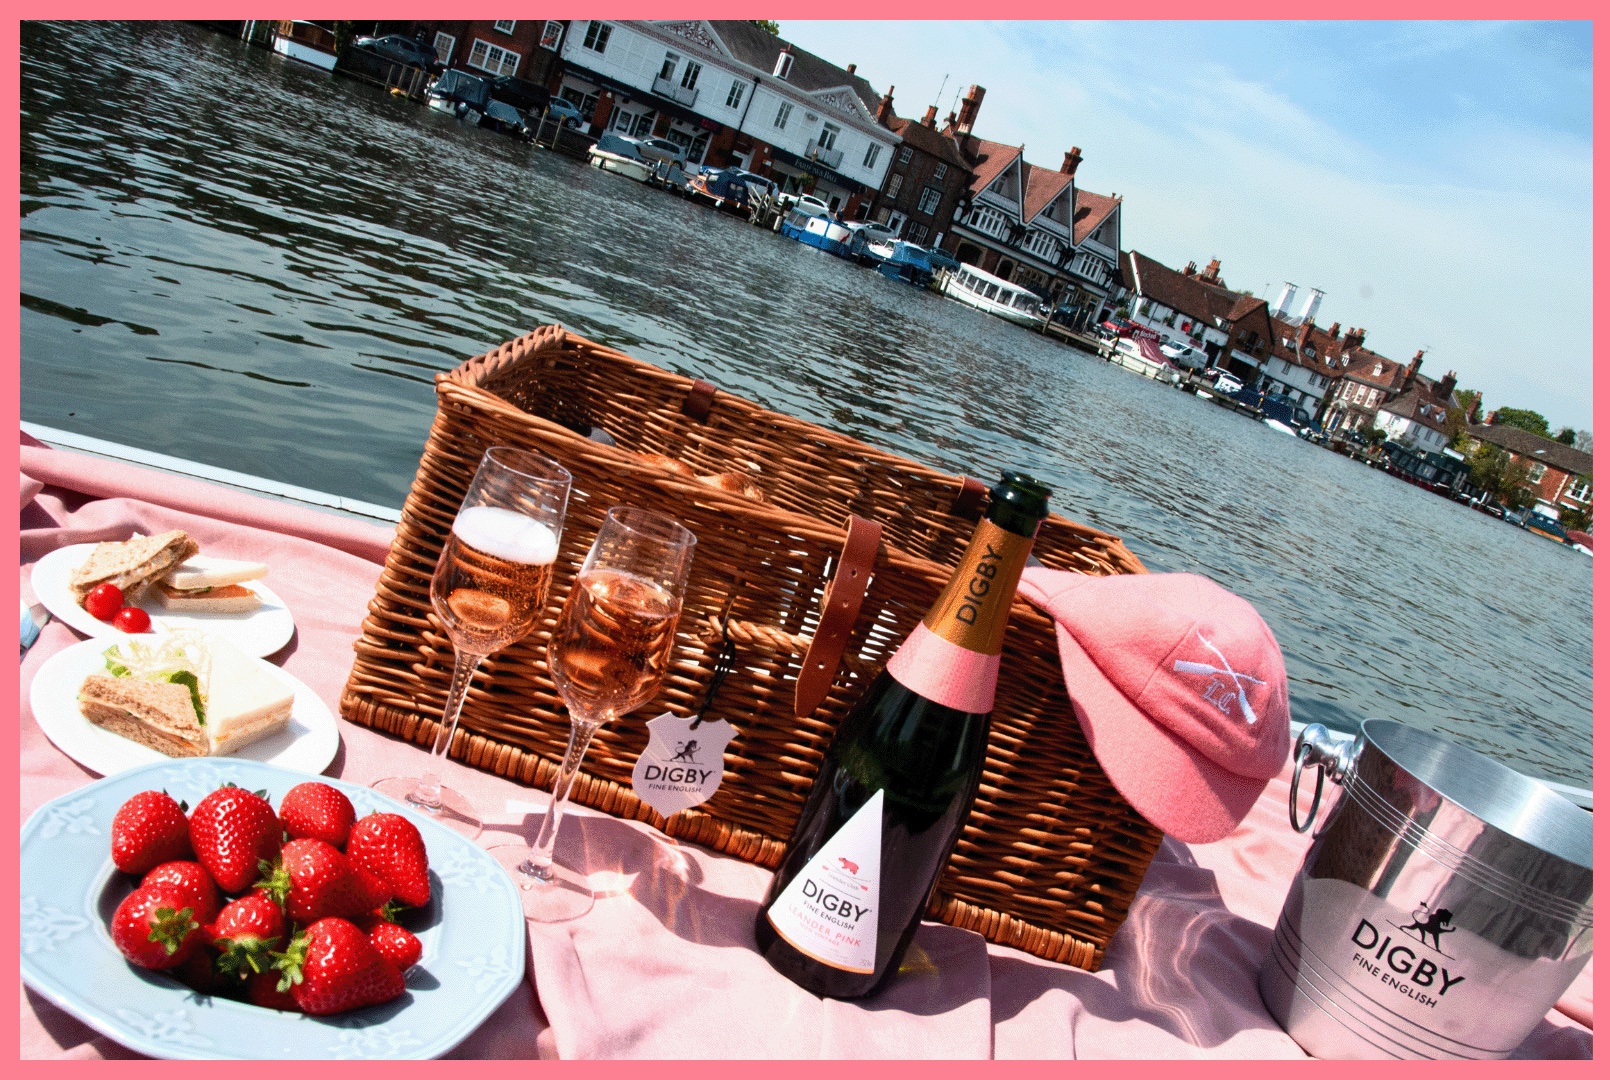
[20,22,1593,788]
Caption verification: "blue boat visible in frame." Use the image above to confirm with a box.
[779,208,856,256]
[873,240,939,287]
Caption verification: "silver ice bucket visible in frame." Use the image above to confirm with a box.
[1259,719,1592,1059]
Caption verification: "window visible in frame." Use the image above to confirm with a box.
[863,144,880,170]
[1528,461,1547,484]
[884,173,903,198]
[467,38,521,77]
[1373,363,1383,376]
[933,163,948,181]
[493,20,516,34]
[432,32,456,64]
[917,186,942,215]
[680,61,701,90]
[989,173,1010,195]
[582,21,611,53]
[898,146,913,165]
[910,224,928,244]
[660,52,679,80]
[774,52,794,79]
[818,123,840,151]
[773,101,792,129]
[1566,476,1591,501]
[725,79,745,109]
[885,210,908,236]
[539,21,563,50]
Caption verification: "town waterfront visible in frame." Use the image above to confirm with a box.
[20,22,1592,787]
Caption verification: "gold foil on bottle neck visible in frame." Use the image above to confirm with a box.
[921,520,1035,656]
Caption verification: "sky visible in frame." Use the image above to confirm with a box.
[778,20,1594,432]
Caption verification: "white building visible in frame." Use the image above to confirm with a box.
[557,20,897,212]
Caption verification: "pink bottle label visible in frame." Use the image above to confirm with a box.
[884,621,1000,714]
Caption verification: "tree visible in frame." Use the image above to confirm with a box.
[1443,401,1468,453]
[1578,431,1593,454]
[1468,444,1538,510]
[751,20,780,35]
[1491,407,1550,437]
[1556,428,1576,447]
[1561,505,1592,532]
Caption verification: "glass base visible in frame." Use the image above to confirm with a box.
[486,844,596,922]
[372,776,482,840]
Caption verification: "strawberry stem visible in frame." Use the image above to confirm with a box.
[147,905,198,956]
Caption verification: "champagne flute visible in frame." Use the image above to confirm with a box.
[489,506,696,921]
[374,447,571,838]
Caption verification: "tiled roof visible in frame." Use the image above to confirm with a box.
[1125,251,1270,334]
[1268,316,1346,377]
[1072,189,1119,246]
[884,116,969,167]
[1338,347,1405,391]
[1468,424,1593,476]
[960,137,1021,198]
[1022,163,1075,224]
[1380,383,1454,436]
[707,20,883,114]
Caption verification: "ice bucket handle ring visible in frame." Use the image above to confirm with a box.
[1289,722,1361,833]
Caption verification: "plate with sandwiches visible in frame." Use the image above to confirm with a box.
[29,629,339,777]
[31,533,295,657]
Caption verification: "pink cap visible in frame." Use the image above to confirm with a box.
[1017,567,1292,844]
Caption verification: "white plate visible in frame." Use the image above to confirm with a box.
[31,544,296,658]
[29,636,339,778]
[20,760,526,1059]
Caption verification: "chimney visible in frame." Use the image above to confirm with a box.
[876,86,894,126]
[1436,371,1457,401]
[956,84,985,134]
[1296,322,1311,354]
[1342,327,1365,349]
[1328,321,1341,338]
[1060,145,1082,176]
[921,104,937,128]
[1273,282,1298,319]
[1406,349,1424,385]
[1202,258,1221,284]
[941,110,958,136]
[1184,260,1197,277]
[1296,287,1325,324]
[1467,390,1483,422]
[846,63,856,76]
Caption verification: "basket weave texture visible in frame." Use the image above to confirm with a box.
[341,326,1163,970]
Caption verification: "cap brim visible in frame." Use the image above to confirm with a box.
[1053,624,1267,845]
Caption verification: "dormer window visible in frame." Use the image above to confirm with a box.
[774,51,794,79]
[1373,363,1383,376]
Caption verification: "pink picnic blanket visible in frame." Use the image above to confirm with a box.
[18,438,1592,1059]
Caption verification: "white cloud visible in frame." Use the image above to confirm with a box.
[778,20,1592,428]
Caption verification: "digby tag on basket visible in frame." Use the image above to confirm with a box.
[631,712,736,817]
[631,604,739,818]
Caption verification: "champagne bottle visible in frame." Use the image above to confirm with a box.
[754,471,1052,998]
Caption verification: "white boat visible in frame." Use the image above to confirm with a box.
[1264,418,1298,436]
[270,22,339,71]
[588,148,655,182]
[1112,335,1182,384]
[940,265,1046,327]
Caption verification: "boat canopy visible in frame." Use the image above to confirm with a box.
[432,69,490,109]
[952,266,1043,314]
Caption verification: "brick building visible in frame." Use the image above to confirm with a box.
[1466,424,1593,516]
[396,19,568,89]
[865,94,971,248]
[1119,252,1273,376]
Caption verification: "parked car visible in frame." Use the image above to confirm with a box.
[352,34,440,72]
[780,193,832,218]
[845,220,897,246]
[481,99,533,141]
[633,136,687,167]
[1159,339,1207,369]
[1099,317,1139,339]
[487,75,549,115]
[544,98,585,129]
[1208,370,1243,394]
[922,245,961,272]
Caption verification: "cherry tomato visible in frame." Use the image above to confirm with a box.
[84,583,125,622]
[112,607,152,634]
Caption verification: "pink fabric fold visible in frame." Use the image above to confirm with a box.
[17,438,1592,1059]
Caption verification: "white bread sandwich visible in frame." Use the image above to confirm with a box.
[80,631,293,757]
[68,531,199,602]
[77,676,209,757]
[153,555,268,615]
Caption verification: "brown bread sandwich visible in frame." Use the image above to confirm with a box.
[69,531,199,604]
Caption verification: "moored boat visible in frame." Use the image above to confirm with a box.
[939,264,1046,327]
[779,209,855,256]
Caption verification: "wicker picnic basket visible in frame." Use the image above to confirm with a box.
[341,325,1163,970]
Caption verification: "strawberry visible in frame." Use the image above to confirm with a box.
[347,813,431,909]
[257,838,392,923]
[367,922,421,973]
[212,892,287,979]
[140,861,221,925]
[246,970,302,1012]
[172,947,225,995]
[349,900,406,934]
[111,884,205,971]
[279,782,356,850]
[273,917,406,1016]
[188,785,281,894]
[110,791,192,875]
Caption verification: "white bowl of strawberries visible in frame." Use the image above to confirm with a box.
[22,760,526,1059]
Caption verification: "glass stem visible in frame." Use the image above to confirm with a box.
[521,715,603,880]
[413,649,483,809]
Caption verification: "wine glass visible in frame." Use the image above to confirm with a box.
[374,447,572,838]
[488,506,696,921]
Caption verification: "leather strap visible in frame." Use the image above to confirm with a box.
[682,379,717,422]
[950,475,989,519]
[794,515,882,718]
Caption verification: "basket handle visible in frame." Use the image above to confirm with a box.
[794,514,882,718]
[950,476,989,519]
